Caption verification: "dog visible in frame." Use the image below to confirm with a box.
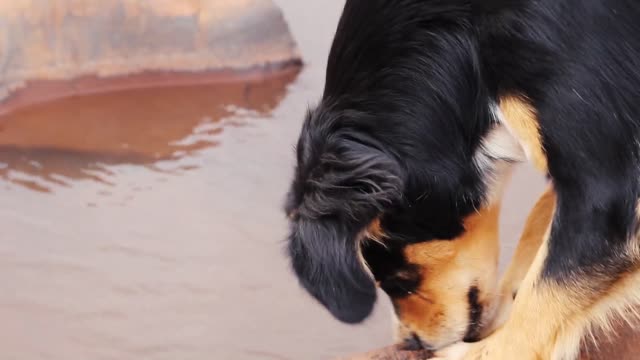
[284,1,640,359]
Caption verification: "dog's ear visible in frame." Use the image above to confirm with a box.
[288,218,377,323]
[287,133,403,323]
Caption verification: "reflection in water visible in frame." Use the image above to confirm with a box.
[0,70,297,193]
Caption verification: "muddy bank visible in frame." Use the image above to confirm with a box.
[0,0,300,113]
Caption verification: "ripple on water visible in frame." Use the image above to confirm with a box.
[0,69,298,195]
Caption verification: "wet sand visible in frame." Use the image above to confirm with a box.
[0,1,554,360]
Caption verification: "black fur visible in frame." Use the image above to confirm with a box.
[463,286,483,342]
[361,240,422,298]
[474,0,640,283]
[285,0,640,325]
[286,0,493,323]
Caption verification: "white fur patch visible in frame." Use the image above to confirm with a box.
[490,103,532,162]
[474,119,526,206]
[475,122,526,171]
[432,341,472,360]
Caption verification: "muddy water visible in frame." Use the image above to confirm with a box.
[0,1,546,360]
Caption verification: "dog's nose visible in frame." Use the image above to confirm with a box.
[400,333,434,351]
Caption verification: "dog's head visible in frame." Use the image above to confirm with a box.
[370,205,503,349]
[285,0,524,350]
[285,104,519,347]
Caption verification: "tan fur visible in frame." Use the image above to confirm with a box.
[498,96,548,172]
[483,186,556,336]
[437,230,571,360]
[365,218,386,244]
[358,218,388,280]
[555,215,640,360]
[435,192,640,360]
[538,268,640,360]
[394,203,501,348]
[500,187,556,296]
[395,161,640,360]
[390,104,520,347]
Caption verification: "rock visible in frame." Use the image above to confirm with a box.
[0,0,301,113]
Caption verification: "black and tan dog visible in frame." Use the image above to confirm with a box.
[284,1,640,359]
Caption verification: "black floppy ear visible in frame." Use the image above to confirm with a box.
[286,134,403,323]
[288,218,376,323]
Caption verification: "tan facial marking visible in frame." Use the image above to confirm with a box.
[358,217,388,279]
[498,96,548,172]
[394,204,501,345]
[365,217,386,243]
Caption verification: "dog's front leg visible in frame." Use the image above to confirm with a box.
[481,185,556,337]
[433,184,640,360]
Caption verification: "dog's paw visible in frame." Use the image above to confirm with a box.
[429,342,474,360]
[430,335,541,360]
